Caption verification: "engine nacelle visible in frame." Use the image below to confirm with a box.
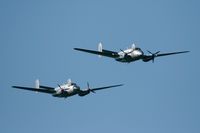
[78,89,90,97]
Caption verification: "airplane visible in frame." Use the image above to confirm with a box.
[12,79,123,98]
[74,43,190,63]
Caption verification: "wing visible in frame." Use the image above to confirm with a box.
[12,86,56,94]
[74,48,119,58]
[156,51,190,57]
[39,85,55,90]
[91,84,123,92]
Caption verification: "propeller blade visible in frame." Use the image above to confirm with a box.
[90,89,96,93]
[57,84,65,92]
[147,50,153,55]
[120,49,126,54]
[57,84,62,89]
[147,50,161,63]
[155,51,160,55]
[86,82,96,93]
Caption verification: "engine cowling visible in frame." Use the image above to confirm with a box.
[78,89,90,97]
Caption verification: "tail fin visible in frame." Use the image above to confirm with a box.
[35,79,40,89]
[98,42,103,57]
[131,43,136,49]
[67,79,72,85]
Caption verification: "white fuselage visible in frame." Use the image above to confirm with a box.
[53,83,80,97]
[116,48,144,62]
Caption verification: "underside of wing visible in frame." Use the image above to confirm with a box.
[74,48,119,58]
[12,86,56,94]
[156,51,190,57]
[91,84,124,91]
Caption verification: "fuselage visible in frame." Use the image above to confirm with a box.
[52,83,81,98]
[115,47,144,63]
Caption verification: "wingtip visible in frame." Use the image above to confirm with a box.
[12,86,21,89]
[74,48,83,51]
[174,50,190,53]
[116,84,124,87]
[74,48,81,50]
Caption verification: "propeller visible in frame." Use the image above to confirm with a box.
[87,82,95,93]
[120,49,133,58]
[57,84,65,93]
[120,49,126,54]
[147,50,160,63]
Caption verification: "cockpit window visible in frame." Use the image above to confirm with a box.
[71,83,76,86]
[135,47,142,51]
[135,47,140,50]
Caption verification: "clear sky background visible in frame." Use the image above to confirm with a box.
[0,0,199,133]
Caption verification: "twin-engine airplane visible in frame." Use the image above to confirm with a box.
[74,43,189,63]
[12,79,123,98]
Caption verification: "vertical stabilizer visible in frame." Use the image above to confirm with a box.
[131,43,136,49]
[67,79,72,85]
[98,42,103,57]
[35,79,40,89]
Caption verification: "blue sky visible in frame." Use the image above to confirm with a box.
[0,0,200,133]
